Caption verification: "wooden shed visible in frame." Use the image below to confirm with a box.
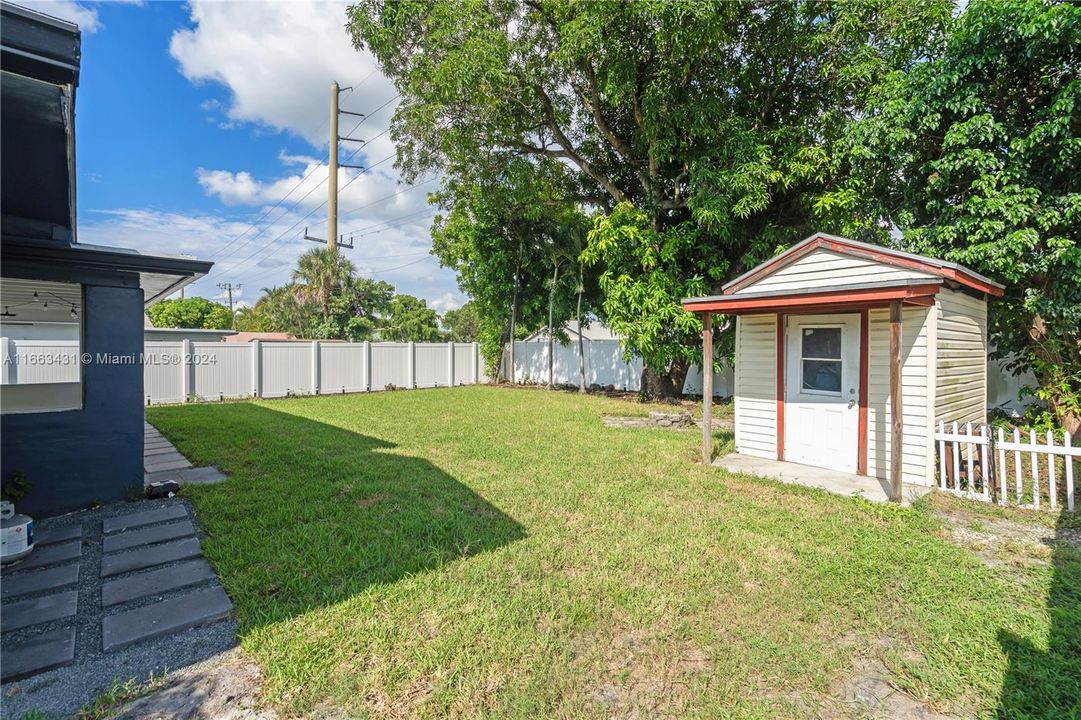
[683,233,1004,501]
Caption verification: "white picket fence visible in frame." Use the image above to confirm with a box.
[936,421,1078,511]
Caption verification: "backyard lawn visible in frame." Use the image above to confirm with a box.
[148,386,1079,719]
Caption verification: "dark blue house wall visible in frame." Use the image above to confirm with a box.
[2,276,144,517]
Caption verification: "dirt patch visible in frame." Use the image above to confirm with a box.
[110,649,276,720]
[928,497,1080,571]
[575,629,715,718]
[828,655,960,720]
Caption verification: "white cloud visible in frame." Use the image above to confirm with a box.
[23,1,101,32]
[170,1,397,151]
[79,207,458,308]
[429,293,463,313]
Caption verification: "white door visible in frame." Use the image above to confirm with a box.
[784,314,861,473]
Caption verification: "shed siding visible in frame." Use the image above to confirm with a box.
[866,305,934,486]
[934,288,988,426]
[733,249,938,295]
[734,314,777,459]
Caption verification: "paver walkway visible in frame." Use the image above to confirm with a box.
[144,420,227,486]
[1,502,232,682]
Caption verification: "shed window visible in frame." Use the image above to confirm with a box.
[800,327,841,394]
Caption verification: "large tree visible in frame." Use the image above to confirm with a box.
[382,294,444,342]
[430,159,592,378]
[349,0,952,395]
[442,301,480,343]
[147,297,232,330]
[292,248,357,322]
[823,0,1080,431]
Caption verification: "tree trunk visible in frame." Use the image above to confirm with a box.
[640,359,689,401]
[507,242,522,384]
[547,261,559,390]
[576,264,586,393]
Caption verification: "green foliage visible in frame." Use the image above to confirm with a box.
[826,0,1081,430]
[583,203,710,376]
[441,301,480,343]
[430,159,595,375]
[2,470,31,504]
[292,248,357,322]
[382,294,444,342]
[349,0,953,388]
[147,297,233,330]
[311,277,394,342]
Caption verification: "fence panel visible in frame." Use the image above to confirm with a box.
[260,343,312,398]
[370,343,410,389]
[936,421,1078,511]
[144,342,185,404]
[453,343,476,386]
[319,343,367,394]
[414,343,449,388]
[191,341,251,401]
[2,339,80,385]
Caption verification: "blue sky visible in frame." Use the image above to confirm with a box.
[36,0,463,313]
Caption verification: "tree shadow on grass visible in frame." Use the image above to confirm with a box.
[166,402,525,630]
[995,509,1081,719]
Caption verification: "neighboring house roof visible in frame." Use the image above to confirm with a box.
[682,232,1003,314]
[223,332,297,343]
[523,320,622,343]
[144,327,237,337]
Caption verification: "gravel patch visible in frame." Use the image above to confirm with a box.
[1,497,237,720]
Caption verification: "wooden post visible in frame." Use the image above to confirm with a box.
[889,300,903,502]
[702,313,713,464]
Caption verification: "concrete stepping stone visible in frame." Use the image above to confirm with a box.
[102,586,232,652]
[144,445,180,456]
[101,537,201,577]
[176,466,227,485]
[144,440,173,450]
[1,590,78,632]
[102,558,216,607]
[144,458,192,473]
[103,519,196,554]
[33,525,83,547]
[0,626,76,681]
[1,563,80,599]
[4,540,82,573]
[103,505,188,534]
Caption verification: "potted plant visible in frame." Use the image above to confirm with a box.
[1,471,34,564]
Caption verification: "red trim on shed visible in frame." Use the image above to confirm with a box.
[682,283,941,314]
[857,309,869,475]
[776,314,785,461]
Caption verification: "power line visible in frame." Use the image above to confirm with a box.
[336,174,437,223]
[207,92,399,264]
[344,208,436,239]
[223,150,398,277]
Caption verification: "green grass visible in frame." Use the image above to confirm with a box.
[148,386,1079,719]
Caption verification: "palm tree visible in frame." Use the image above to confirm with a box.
[292,248,355,321]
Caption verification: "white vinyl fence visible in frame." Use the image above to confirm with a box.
[140,340,488,405]
[503,339,734,396]
[936,421,1078,512]
[0,338,487,404]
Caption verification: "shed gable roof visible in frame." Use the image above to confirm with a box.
[724,233,1004,297]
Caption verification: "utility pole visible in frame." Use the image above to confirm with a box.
[217,282,241,328]
[304,81,361,252]
[327,81,339,252]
